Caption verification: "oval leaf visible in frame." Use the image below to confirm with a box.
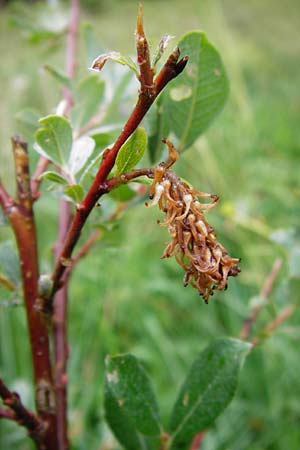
[164,31,229,150]
[91,51,139,77]
[34,115,73,167]
[68,136,95,176]
[116,128,147,175]
[39,171,68,185]
[168,338,251,450]
[105,354,161,436]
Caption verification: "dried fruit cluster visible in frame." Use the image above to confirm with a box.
[147,141,240,302]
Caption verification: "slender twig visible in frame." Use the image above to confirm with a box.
[50,45,187,299]
[76,109,106,137]
[30,156,50,201]
[52,1,80,450]
[69,202,128,272]
[0,181,14,211]
[6,137,57,450]
[99,167,153,194]
[251,305,295,347]
[72,229,101,267]
[53,205,72,450]
[240,258,282,340]
[0,377,45,444]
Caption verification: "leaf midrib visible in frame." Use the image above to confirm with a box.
[169,359,236,447]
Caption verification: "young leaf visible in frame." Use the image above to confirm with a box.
[43,64,72,89]
[115,128,147,175]
[152,34,174,68]
[39,171,68,185]
[68,136,95,176]
[34,115,73,167]
[64,184,84,203]
[91,51,139,77]
[168,338,251,450]
[164,31,229,150]
[105,354,161,436]
[71,74,105,130]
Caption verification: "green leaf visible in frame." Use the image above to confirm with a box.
[0,241,21,286]
[71,74,105,130]
[39,171,68,185]
[105,354,161,436]
[168,338,251,450]
[116,128,147,175]
[91,51,139,77]
[152,34,174,68]
[104,385,152,450]
[68,136,95,176]
[43,65,72,88]
[64,184,84,203]
[35,115,73,167]
[164,31,229,150]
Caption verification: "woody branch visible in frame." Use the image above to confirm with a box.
[52,1,80,449]
[0,137,57,450]
[48,9,188,301]
[0,377,44,445]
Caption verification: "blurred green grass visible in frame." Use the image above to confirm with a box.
[1,0,300,449]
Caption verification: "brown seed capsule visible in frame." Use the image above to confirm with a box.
[146,140,240,303]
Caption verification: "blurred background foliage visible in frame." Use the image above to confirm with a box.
[0,0,300,449]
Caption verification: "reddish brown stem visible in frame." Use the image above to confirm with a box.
[4,137,57,450]
[50,48,188,296]
[73,229,101,264]
[0,377,45,444]
[240,258,282,340]
[63,0,80,113]
[52,1,80,449]
[0,181,14,210]
[53,202,72,450]
[31,156,50,201]
[251,305,295,347]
